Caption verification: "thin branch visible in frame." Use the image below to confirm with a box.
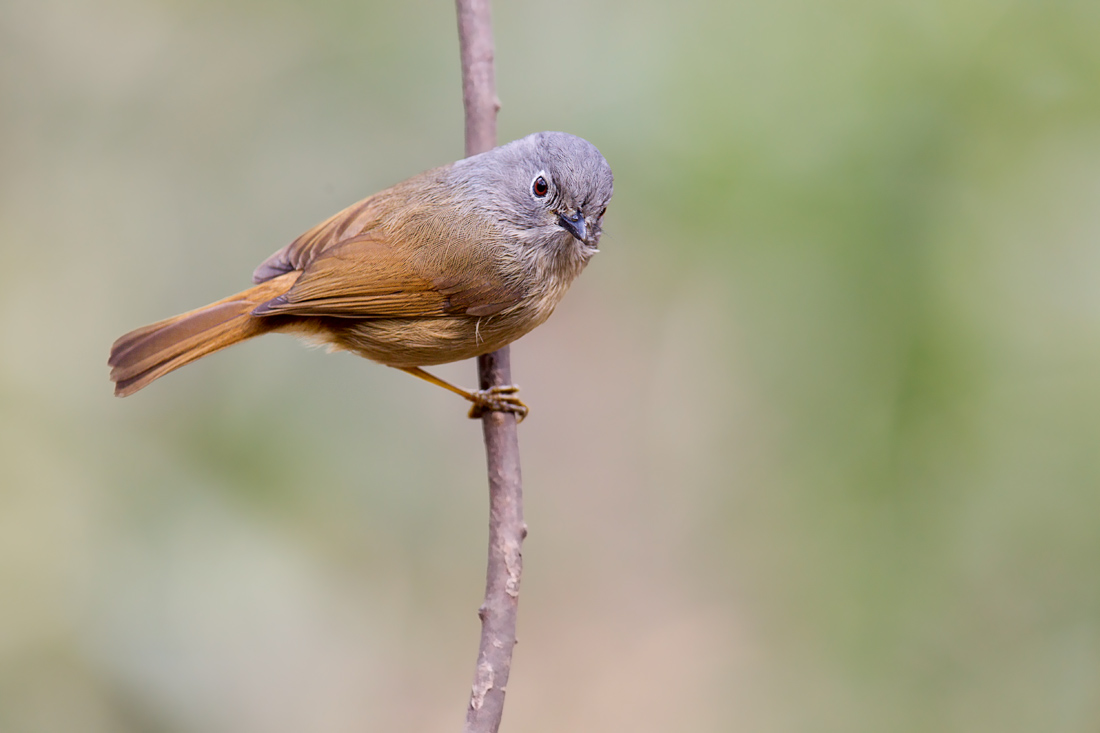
[455,2,525,733]
[456,0,500,156]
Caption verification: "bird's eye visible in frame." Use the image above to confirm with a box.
[532,175,549,198]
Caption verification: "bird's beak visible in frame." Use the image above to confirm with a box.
[558,209,587,243]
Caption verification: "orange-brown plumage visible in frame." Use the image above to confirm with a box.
[109,272,300,396]
[108,132,614,415]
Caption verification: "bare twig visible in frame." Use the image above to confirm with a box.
[456,0,500,157]
[455,2,525,733]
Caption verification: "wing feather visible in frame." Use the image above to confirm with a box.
[251,235,524,320]
[250,166,525,320]
[252,196,382,283]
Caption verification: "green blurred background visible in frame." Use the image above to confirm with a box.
[3,0,1100,730]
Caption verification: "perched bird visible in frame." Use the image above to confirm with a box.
[108,131,614,419]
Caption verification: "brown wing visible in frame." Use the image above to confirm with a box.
[251,233,525,320]
[252,194,384,284]
[250,165,524,320]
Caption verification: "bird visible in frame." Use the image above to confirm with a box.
[108,131,614,420]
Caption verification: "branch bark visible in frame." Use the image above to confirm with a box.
[455,3,525,733]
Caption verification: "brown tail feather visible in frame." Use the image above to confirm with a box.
[109,272,299,396]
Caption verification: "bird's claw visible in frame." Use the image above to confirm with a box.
[467,384,528,423]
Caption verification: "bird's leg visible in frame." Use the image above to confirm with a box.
[397,367,528,422]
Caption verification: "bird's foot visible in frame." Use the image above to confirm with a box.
[467,384,528,423]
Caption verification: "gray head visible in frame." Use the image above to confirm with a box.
[451,132,614,253]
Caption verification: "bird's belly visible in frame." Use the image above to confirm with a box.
[328,307,550,368]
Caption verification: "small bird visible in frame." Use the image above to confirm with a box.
[108,132,614,419]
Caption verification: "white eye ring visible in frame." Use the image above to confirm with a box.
[531,172,550,198]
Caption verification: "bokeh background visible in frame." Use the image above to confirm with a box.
[3,0,1100,730]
